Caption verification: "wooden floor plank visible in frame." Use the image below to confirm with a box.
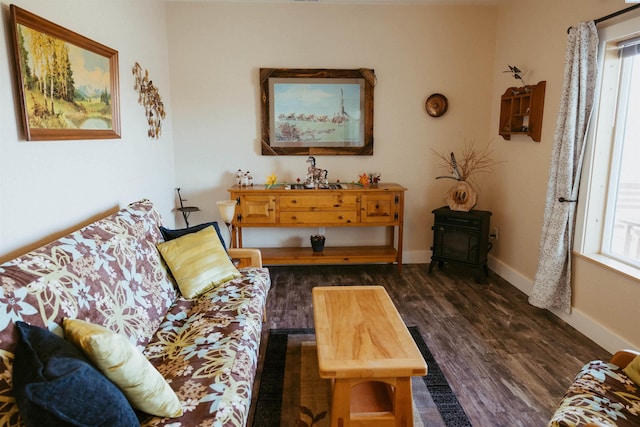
[264,263,611,427]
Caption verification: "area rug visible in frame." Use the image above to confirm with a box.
[252,327,472,427]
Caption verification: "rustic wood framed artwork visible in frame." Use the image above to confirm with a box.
[10,5,120,141]
[260,68,375,155]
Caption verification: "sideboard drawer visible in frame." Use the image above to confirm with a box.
[279,211,359,224]
[280,194,359,210]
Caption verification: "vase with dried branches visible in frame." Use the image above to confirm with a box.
[431,140,501,211]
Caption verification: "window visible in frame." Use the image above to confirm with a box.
[602,42,640,266]
[576,18,640,275]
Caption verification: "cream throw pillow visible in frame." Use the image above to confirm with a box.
[157,225,241,298]
[623,355,640,386]
[63,318,183,418]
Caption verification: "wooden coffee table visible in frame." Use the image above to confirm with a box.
[312,286,428,427]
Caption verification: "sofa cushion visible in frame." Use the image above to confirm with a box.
[549,360,640,427]
[140,267,271,427]
[160,221,227,252]
[624,355,640,386]
[12,321,138,427]
[63,318,183,418]
[157,226,241,298]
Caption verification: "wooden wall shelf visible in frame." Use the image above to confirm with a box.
[499,81,546,142]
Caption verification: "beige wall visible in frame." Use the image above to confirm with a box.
[0,0,178,261]
[166,1,498,258]
[488,0,640,351]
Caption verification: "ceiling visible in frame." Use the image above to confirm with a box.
[167,0,497,4]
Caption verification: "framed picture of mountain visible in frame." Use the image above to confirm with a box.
[260,68,375,155]
[10,5,120,141]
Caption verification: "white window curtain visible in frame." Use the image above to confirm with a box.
[529,21,598,313]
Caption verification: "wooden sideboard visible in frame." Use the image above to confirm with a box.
[228,183,406,271]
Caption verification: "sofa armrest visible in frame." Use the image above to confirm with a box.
[610,349,640,368]
[228,248,263,268]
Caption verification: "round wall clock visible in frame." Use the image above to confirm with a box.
[425,93,448,117]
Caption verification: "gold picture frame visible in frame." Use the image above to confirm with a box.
[260,68,375,155]
[10,5,121,141]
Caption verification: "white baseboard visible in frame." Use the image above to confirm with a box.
[487,255,633,354]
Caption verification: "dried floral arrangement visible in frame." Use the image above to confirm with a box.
[132,62,166,139]
[431,140,501,183]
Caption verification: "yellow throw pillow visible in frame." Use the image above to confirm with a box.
[62,318,183,418]
[156,225,241,298]
[623,355,640,386]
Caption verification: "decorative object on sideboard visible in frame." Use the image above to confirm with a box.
[368,172,381,186]
[431,140,500,212]
[425,93,448,118]
[260,68,375,156]
[235,170,253,186]
[265,173,278,189]
[357,172,381,186]
[305,156,328,188]
[310,235,326,252]
[176,188,200,227]
[10,5,121,141]
[132,62,166,139]
[216,200,237,247]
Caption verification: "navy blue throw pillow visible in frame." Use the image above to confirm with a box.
[12,321,139,427]
[160,221,228,252]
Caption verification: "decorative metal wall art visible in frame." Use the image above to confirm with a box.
[132,62,165,139]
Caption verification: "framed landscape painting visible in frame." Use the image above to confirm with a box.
[10,5,120,141]
[260,68,375,155]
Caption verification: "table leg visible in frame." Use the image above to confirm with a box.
[394,377,413,427]
[331,379,351,427]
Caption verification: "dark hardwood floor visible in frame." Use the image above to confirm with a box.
[264,263,611,427]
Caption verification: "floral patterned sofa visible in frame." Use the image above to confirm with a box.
[549,349,640,427]
[0,199,271,426]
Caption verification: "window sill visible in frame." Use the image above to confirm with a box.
[574,251,640,282]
